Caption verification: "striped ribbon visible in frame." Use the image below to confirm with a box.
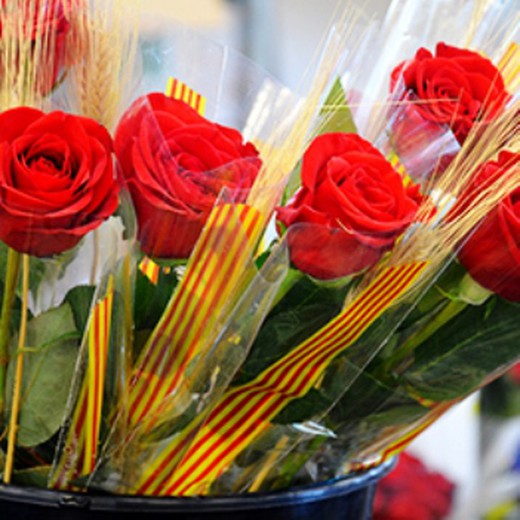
[498,42,520,91]
[166,77,207,116]
[51,277,114,489]
[134,261,428,496]
[351,400,455,474]
[139,257,161,285]
[138,77,207,288]
[376,401,453,463]
[128,203,265,430]
[388,150,413,186]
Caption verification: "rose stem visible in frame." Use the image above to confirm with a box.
[271,269,304,309]
[3,254,29,484]
[90,229,100,286]
[122,253,134,416]
[248,435,289,493]
[379,297,468,377]
[118,254,134,482]
[0,248,21,421]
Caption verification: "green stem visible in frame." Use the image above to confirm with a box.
[0,249,21,421]
[271,269,304,309]
[382,298,469,376]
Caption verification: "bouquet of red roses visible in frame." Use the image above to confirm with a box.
[0,0,518,500]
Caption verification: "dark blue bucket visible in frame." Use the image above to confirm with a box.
[0,460,394,520]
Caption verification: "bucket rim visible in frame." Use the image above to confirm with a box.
[0,458,395,513]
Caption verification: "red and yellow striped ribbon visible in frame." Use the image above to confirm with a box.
[376,401,453,463]
[351,400,455,474]
[50,277,115,489]
[388,151,412,186]
[134,261,428,496]
[128,203,265,429]
[139,257,161,285]
[166,77,207,116]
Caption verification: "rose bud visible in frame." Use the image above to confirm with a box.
[114,93,262,259]
[390,42,510,144]
[457,151,520,302]
[0,107,119,257]
[277,133,420,280]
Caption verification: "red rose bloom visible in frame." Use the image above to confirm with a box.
[390,42,509,144]
[276,133,420,280]
[114,93,262,259]
[0,107,119,257]
[457,151,520,302]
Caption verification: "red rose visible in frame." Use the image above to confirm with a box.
[0,0,73,94]
[457,151,520,302]
[0,107,119,257]
[374,452,455,520]
[114,93,262,259]
[390,43,509,144]
[276,133,420,280]
[510,363,520,385]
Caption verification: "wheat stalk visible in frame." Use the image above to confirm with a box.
[0,0,56,110]
[64,0,140,131]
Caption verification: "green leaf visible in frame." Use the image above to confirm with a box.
[12,466,51,487]
[64,285,96,333]
[317,77,357,135]
[274,389,332,424]
[403,298,520,402]
[133,265,178,332]
[234,276,347,384]
[481,376,520,419]
[6,303,80,446]
[281,161,302,206]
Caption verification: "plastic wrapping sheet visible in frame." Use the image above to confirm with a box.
[138,23,301,146]
[340,0,519,139]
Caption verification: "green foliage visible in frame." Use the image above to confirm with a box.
[318,77,357,135]
[234,273,348,385]
[64,285,96,333]
[133,265,178,332]
[6,304,80,447]
[403,297,520,402]
[275,389,332,424]
[12,466,51,487]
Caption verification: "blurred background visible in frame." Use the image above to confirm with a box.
[129,1,520,518]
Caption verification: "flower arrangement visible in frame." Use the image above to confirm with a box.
[0,0,518,506]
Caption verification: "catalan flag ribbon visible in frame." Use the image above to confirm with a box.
[166,77,207,116]
[350,399,455,473]
[50,277,115,489]
[139,257,161,285]
[376,401,454,463]
[134,261,428,496]
[127,203,266,431]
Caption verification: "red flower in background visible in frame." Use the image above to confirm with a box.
[374,452,455,520]
[0,107,119,257]
[509,363,520,385]
[276,133,420,280]
[0,0,74,94]
[456,151,520,302]
[114,93,261,259]
[390,43,509,144]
